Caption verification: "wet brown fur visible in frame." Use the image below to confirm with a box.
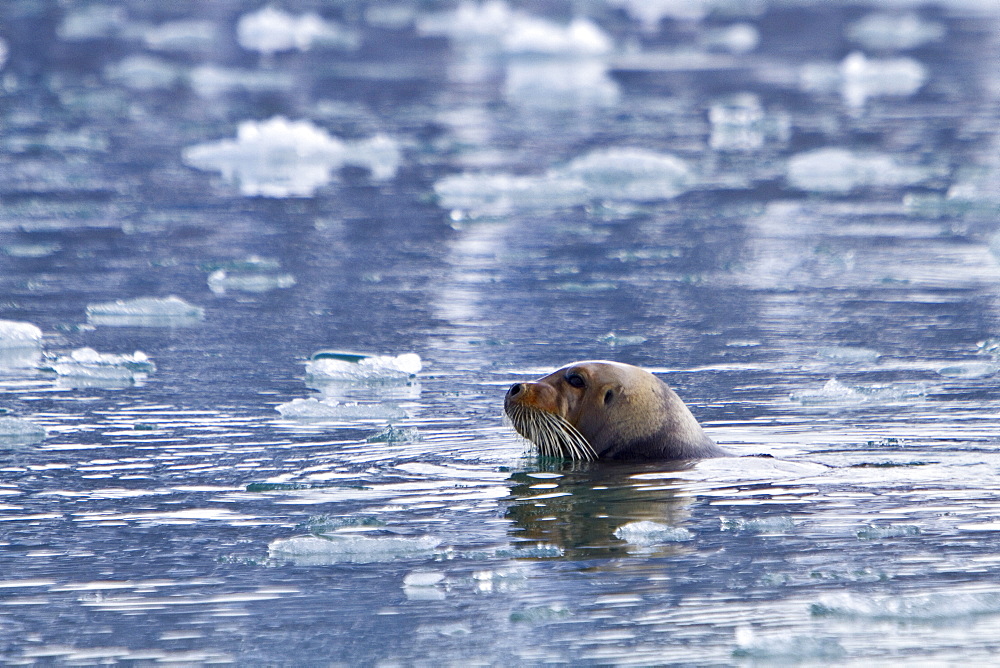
[505,361,729,461]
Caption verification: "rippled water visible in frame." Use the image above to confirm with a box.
[2,1,1000,664]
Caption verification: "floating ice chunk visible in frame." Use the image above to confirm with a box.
[856,523,920,540]
[598,332,647,347]
[434,173,588,217]
[45,347,154,382]
[790,378,927,405]
[510,605,571,623]
[613,521,694,546]
[418,2,611,56]
[435,148,692,216]
[0,416,46,445]
[701,23,760,54]
[366,426,422,443]
[104,55,182,90]
[709,93,789,151]
[182,117,401,197]
[403,570,445,587]
[936,361,998,378]
[847,13,944,51]
[720,516,796,533]
[732,632,846,662]
[505,60,619,109]
[0,37,7,70]
[207,270,295,295]
[189,65,295,97]
[811,591,1000,621]
[237,6,360,56]
[275,397,408,420]
[801,52,926,107]
[816,346,881,363]
[0,320,43,349]
[268,534,440,565]
[501,17,611,56]
[141,19,217,52]
[306,352,422,382]
[57,4,127,41]
[86,296,204,327]
[787,148,930,193]
[561,149,692,201]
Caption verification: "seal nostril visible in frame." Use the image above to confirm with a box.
[507,383,523,398]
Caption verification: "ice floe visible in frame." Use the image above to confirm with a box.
[86,296,204,327]
[613,521,694,546]
[811,591,1000,622]
[417,1,611,56]
[189,65,295,97]
[237,6,360,56]
[435,147,692,217]
[0,320,43,369]
[708,93,789,151]
[733,631,846,662]
[182,117,401,197]
[720,516,796,533]
[208,269,295,295]
[268,534,440,565]
[846,13,944,51]
[790,378,928,406]
[305,352,422,382]
[0,416,46,445]
[275,398,407,421]
[786,148,932,193]
[104,55,183,91]
[800,52,927,107]
[42,347,154,384]
[504,60,619,109]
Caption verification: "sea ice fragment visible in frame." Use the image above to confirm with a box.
[306,352,422,381]
[275,398,408,420]
[787,148,930,193]
[268,534,440,565]
[86,296,204,327]
[182,117,401,197]
[237,6,359,56]
[613,520,694,545]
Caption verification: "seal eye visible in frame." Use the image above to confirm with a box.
[565,373,586,388]
[604,390,614,404]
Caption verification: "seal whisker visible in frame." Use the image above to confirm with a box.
[506,403,597,462]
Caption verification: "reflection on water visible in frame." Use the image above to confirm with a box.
[1,0,1000,664]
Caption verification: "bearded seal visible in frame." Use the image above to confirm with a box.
[504,360,729,461]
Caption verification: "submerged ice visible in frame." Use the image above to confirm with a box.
[183,117,401,197]
[275,398,408,420]
[787,148,932,193]
[0,416,46,445]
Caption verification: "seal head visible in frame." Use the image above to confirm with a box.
[504,360,728,461]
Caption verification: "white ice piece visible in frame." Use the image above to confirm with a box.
[48,347,154,381]
[787,148,930,193]
[434,147,692,216]
[0,320,42,369]
[0,320,42,349]
[417,1,612,56]
[275,398,408,420]
[104,55,182,90]
[305,352,422,382]
[86,296,204,327]
[846,13,944,51]
[141,19,217,51]
[801,52,926,107]
[268,534,440,565]
[182,117,401,197]
[207,270,295,295]
[613,520,694,546]
[237,6,359,56]
[561,148,692,201]
[505,59,620,109]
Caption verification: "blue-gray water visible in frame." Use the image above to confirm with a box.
[2,1,1000,664]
